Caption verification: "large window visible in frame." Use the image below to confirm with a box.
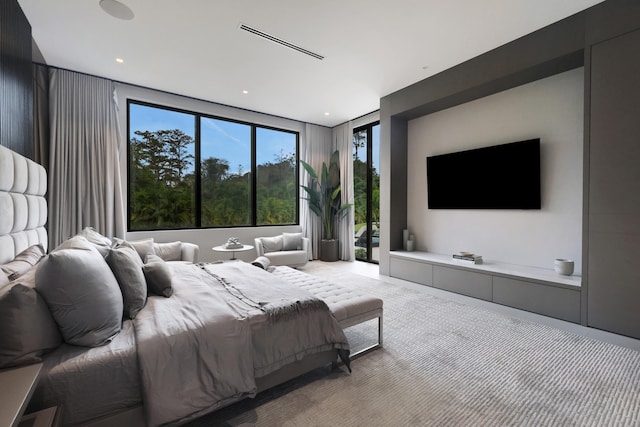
[128,101,298,231]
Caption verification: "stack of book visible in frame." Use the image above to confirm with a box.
[452,252,483,264]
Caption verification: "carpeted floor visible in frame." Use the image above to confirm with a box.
[188,268,640,426]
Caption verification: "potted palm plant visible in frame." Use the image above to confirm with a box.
[300,150,352,261]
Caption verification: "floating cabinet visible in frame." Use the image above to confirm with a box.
[389,256,432,286]
[493,277,580,323]
[433,266,492,301]
[389,252,581,323]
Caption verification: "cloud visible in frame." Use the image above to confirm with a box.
[202,119,246,145]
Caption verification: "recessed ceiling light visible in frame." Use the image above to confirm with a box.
[99,0,134,20]
[116,58,124,64]
[242,90,249,94]
[324,112,330,116]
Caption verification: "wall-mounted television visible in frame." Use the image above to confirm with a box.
[426,138,541,209]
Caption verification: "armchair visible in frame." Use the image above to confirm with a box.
[254,232,310,268]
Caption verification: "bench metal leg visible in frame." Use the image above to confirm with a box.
[348,314,383,360]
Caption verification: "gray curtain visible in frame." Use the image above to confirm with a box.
[48,68,125,248]
[333,122,355,261]
[33,64,49,170]
[300,123,332,259]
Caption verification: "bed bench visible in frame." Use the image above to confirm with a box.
[271,266,383,358]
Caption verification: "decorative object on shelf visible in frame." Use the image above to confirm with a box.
[554,259,574,275]
[300,150,352,262]
[224,237,243,250]
[403,229,409,250]
[452,252,483,264]
[407,234,415,252]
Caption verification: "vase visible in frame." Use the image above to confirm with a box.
[320,239,339,262]
[554,259,574,275]
[406,240,415,252]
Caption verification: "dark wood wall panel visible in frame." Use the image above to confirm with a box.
[0,0,33,159]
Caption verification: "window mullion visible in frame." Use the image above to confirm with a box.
[195,115,202,228]
[251,126,257,226]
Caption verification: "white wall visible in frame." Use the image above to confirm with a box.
[115,83,311,262]
[406,68,584,271]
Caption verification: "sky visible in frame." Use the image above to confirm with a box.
[354,124,380,174]
[129,103,296,174]
[129,102,379,174]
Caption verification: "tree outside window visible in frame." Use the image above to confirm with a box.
[128,101,298,231]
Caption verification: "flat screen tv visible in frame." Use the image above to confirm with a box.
[426,138,541,209]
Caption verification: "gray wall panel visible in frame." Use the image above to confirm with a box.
[0,0,33,159]
[587,28,640,339]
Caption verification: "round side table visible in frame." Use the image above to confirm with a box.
[212,244,254,260]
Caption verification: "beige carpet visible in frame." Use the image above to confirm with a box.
[188,269,640,426]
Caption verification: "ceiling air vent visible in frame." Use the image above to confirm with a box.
[239,23,324,60]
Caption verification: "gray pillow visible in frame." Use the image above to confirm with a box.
[35,244,124,347]
[54,234,96,252]
[106,245,147,319]
[261,235,283,253]
[117,238,155,262]
[153,241,182,261]
[282,232,303,251]
[143,254,173,297]
[0,267,62,369]
[77,227,112,257]
[0,244,45,281]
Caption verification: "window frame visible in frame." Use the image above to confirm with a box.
[353,120,380,264]
[126,99,300,231]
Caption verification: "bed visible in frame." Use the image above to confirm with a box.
[0,145,382,426]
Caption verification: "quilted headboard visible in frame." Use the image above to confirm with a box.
[0,145,48,264]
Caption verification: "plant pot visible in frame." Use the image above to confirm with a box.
[320,239,339,262]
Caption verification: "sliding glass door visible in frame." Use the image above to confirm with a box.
[353,122,380,263]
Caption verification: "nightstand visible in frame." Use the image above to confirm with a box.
[0,363,42,426]
[0,363,59,427]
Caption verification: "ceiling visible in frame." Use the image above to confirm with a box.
[18,0,604,127]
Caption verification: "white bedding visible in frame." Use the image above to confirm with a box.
[136,261,349,426]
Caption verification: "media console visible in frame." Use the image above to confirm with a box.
[389,251,582,323]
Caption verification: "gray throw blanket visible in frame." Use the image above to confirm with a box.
[200,262,351,371]
[203,263,330,322]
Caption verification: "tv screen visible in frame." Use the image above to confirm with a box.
[426,138,541,209]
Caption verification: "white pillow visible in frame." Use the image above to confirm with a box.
[116,238,155,262]
[153,241,182,261]
[77,227,112,257]
[261,235,283,253]
[282,232,303,251]
[0,244,45,281]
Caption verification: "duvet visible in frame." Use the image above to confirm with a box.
[135,261,350,426]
